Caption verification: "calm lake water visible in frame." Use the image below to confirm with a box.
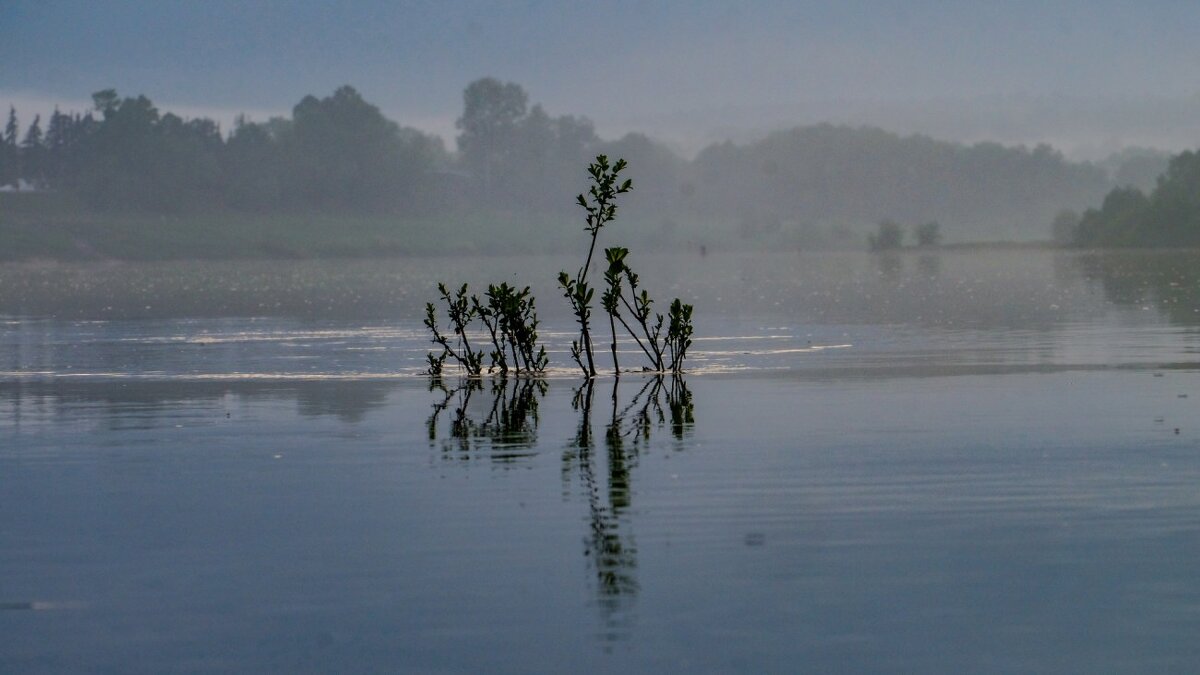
[2,250,1199,672]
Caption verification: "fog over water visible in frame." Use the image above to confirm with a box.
[5,2,1200,672]
[4,251,1200,671]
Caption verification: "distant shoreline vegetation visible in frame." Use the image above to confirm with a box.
[0,78,1172,261]
[1057,150,1200,248]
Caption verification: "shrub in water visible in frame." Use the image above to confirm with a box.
[426,155,694,377]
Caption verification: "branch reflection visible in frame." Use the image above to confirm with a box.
[567,375,693,642]
[424,373,695,642]
[426,376,546,463]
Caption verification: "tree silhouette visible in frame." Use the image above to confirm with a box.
[456,77,529,200]
[20,115,45,189]
[1,107,18,189]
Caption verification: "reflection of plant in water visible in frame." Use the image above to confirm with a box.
[426,376,546,461]
[666,376,695,439]
[424,374,695,642]
[571,379,640,639]
[563,374,694,640]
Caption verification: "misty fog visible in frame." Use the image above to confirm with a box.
[0,79,1179,259]
[4,2,1200,673]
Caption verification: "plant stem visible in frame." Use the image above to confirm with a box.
[613,310,656,367]
[618,293,663,370]
[609,311,619,375]
[580,226,600,283]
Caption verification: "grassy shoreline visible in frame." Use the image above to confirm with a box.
[3,192,742,261]
[3,192,1084,262]
[2,192,588,261]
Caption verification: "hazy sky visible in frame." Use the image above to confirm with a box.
[3,0,1200,158]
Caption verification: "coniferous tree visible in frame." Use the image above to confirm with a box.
[3,106,17,146]
[1,107,18,188]
[21,115,46,189]
[44,108,70,188]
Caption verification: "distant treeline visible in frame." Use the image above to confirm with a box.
[1061,150,1200,247]
[0,79,1166,246]
[687,126,1117,242]
[1,87,445,213]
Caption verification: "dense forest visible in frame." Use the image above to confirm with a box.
[0,78,1174,258]
[1067,150,1200,247]
[0,86,447,214]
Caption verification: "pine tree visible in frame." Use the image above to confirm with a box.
[45,108,68,187]
[22,115,45,188]
[1,106,18,188]
[4,106,17,146]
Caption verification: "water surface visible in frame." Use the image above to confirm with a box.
[3,250,1199,672]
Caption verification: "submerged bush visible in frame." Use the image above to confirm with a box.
[560,155,694,376]
[425,155,694,377]
[558,155,633,376]
[424,282,547,377]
